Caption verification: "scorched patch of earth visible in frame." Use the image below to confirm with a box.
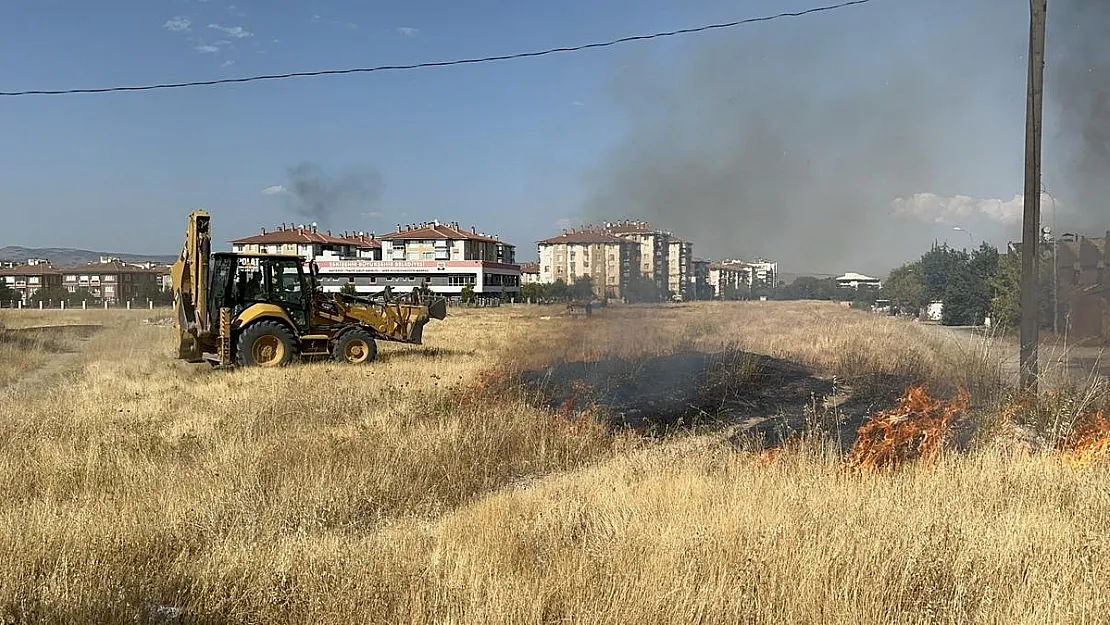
[517,349,913,447]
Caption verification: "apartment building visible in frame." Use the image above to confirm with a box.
[60,258,161,304]
[537,229,641,300]
[604,220,672,293]
[1052,230,1109,342]
[519,263,541,285]
[337,232,383,260]
[693,259,711,299]
[0,260,62,303]
[836,272,883,290]
[233,220,521,298]
[706,262,747,299]
[667,238,694,300]
[231,223,353,257]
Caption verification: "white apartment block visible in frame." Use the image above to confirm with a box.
[707,262,747,299]
[536,229,641,300]
[231,221,520,298]
[836,272,883,290]
[720,258,778,288]
[667,238,694,300]
[231,224,354,258]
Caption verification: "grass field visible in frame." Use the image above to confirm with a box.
[1,301,1108,624]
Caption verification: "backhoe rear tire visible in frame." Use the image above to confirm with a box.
[235,320,298,367]
[333,328,378,365]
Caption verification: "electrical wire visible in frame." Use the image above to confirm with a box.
[0,0,873,97]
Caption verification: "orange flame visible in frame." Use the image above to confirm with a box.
[1058,409,1110,467]
[846,385,969,471]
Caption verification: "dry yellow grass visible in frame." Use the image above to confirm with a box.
[0,301,1107,624]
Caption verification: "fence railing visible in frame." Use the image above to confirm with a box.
[0,299,174,310]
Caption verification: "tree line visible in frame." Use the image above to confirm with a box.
[0,282,173,307]
[770,242,1057,330]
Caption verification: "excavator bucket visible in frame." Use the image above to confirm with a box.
[427,297,448,320]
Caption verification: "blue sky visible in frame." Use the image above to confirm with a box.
[0,0,1093,274]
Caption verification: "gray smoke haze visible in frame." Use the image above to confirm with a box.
[581,3,1042,275]
[1048,0,1110,232]
[283,162,384,226]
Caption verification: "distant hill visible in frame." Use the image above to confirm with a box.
[0,246,176,268]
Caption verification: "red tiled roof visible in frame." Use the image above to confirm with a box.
[381,222,502,244]
[0,264,60,276]
[231,226,351,246]
[539,231,632,245]
[60,261,162,274]
[519,262,540,274]
[337,233,382,249]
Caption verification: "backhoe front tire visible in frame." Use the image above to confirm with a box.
[235,321,298,367]
[332,328,378,365]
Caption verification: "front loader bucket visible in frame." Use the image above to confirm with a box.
[427,297,448,320]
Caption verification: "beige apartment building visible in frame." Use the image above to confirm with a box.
[604,220,672,293]
[519,263,541,285]
[231,224,353,257]
[537,229,641,300]
[1049,230,1109,342]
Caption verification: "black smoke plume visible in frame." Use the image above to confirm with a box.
[283,162,384,226]
[1048,0,1110,230]
[581,3,1039,274]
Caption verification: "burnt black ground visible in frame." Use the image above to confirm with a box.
[517,348,915,448]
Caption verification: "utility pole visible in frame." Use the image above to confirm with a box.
[1020,0,1047,393]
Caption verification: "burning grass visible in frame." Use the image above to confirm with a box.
[1058,409,1110,466]
[846,385,970,471]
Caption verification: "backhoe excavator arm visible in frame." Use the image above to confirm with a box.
[170,210,213,362]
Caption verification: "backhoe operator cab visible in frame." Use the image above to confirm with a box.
[171,209,446,369]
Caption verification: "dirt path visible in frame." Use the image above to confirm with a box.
[0,325,102,397]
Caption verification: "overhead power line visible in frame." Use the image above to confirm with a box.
[0,0,873,98]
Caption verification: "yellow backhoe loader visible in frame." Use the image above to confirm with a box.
[170,209,447,367]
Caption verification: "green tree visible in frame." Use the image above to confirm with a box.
[774,276,841,301]
[135,281,173,305]
[880,261,926,314]
[624,275,662,302]
[919,243,966,304]
[989,251,1021,328]
[339,282,358,296]
[521,282,543,302]
[547,278,568,301]
[460,284,476,303]
[0,281,15,307]
[68,287,101,306]
[988,245,1055,331]
[30,284,69,306]
[571,275,596,301]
